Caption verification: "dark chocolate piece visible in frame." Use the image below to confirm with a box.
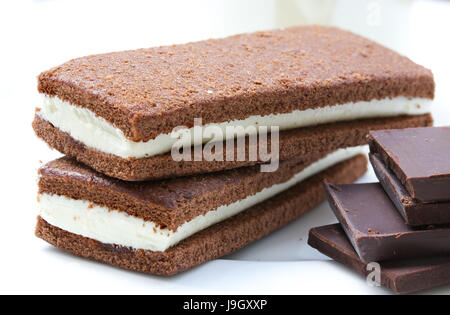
[370,153,450,226]
[308,224,450,294]
[369,127,450,202]
[324,182,450,262]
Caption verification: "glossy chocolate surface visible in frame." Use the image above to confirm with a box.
[369,127,450,202]
[370,153,450,226]
[324,182,450,262]
[308,224,450,294]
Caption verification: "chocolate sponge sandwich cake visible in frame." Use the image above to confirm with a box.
[33,25,434,181]
[36,147,367,275]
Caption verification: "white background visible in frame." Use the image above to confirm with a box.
[0,0,449,295]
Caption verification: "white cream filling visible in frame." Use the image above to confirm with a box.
[38,146,366,252]
[37,94,431,159]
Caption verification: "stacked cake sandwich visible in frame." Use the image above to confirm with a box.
[33,26,435,275]
[309,127,450,294]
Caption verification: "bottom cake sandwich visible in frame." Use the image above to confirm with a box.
[35,147,367,275]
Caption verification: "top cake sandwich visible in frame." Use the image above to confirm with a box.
[33,26,434,181]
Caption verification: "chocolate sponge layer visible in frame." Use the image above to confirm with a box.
[33,113,432,181]
[38,147,335,231]
[35,154,367,276]
[38,26,434,142]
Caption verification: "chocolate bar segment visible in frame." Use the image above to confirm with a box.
[324,183,450,262]
[370,153,450,226]
[369,127,450,202]
[308,224,450,294]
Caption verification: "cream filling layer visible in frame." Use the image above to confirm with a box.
[37,94,430,159]
[38,146,366,252]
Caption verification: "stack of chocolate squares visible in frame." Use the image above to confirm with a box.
[309,127,450,294]
[33,26,435,276]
